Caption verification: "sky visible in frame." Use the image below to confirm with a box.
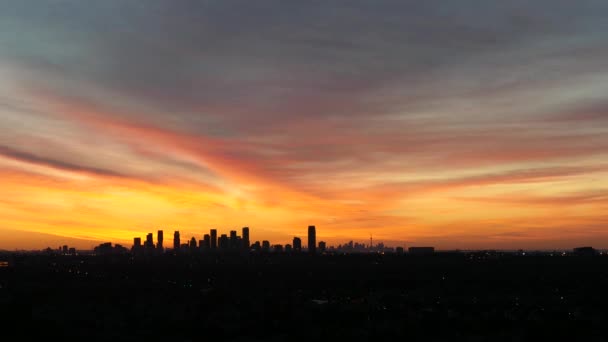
[1,0,608,250]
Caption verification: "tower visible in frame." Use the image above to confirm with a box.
[173,231,180,250]
[210,229,217,249]
[157,230,164,250]
[230,230,238,249]
[308,225,316,255]
[242,227,250,249]
[145,233,154,249]
[293,237,302,252]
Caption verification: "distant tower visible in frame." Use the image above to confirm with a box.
[203,234,211,249]
[173,231,180,250]
[219,234,229,249]
[293,237,302,252]
[262,240,270,252]
[370,234,373,249]
[210,229,217,249]
[133,237,141,249]
[157,230,164,250]
[230,230,238,249]
[145,233,154,249]
[319,241,326,253]
[242,227,250,249]
[308,225,316,255]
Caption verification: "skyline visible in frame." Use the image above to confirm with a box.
[2,1,608,250]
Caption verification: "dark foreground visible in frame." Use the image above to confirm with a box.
[1,252,608,341]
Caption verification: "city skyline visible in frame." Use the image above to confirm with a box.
[2,1,608,250]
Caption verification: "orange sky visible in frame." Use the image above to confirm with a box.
[1,1,608,250]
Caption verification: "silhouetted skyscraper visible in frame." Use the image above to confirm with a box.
[133,237,141,249]
[146,233,154,249]
[293,237,302,252]
[203,234,211,249]
[230,230,238,249]
[219,234,229,249]
[308,225,316,254]
[189,237,197,250]
[210,229,217,249]
[157,230,164,250]
[262,240,270,253]
[319,241,326,253]
[242,227,250,249]
[173,231,180,250]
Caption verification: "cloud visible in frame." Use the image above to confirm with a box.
[0,144,124,178]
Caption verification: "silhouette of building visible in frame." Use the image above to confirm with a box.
[573,246,596,256]
[293,237,302,252]
[230,230,238,249]
[262,240,270,253]
[210,229,217,249]
[219,234,229,249]
[189,237,197,251]
[95,242,113,255]
[274,244,283,253]
[157,230,164,251]
[409,247,435,255]
[173,231,180,251]
[318,241,326,253]
[145,233,154,249]
[396,247,404,255]
[133,237,142,253]
[242,227,250,249]
[285,244,293,253]
[252,241,261,251]
[203,234,211,249]
[308,226,316,254]
[62,245,68,255]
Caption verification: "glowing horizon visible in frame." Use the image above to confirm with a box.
[1,1,608,250]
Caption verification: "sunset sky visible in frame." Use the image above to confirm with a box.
[1,1,608,250]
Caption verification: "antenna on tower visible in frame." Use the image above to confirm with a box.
[370,234,373,249]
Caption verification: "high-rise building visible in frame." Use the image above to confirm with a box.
[285,244,293,253]
[251,241,261,251]
[293,237,302,252]
[133,237,142,249]
[173,231,180,250]
[219,234,229,249]
[157,230,164,250]
[318,241,326,253]
[230,230,238,249]
[308,225,316,254]
[189,237,197,250]
[146,233,154,249]
[262,240,270,253]
[203,234,211,249]
[242,227,250,249]
[210,229,217,249]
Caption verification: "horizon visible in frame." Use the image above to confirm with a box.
[2,1,608,250]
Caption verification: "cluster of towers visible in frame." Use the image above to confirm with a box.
[132,226,322,254]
